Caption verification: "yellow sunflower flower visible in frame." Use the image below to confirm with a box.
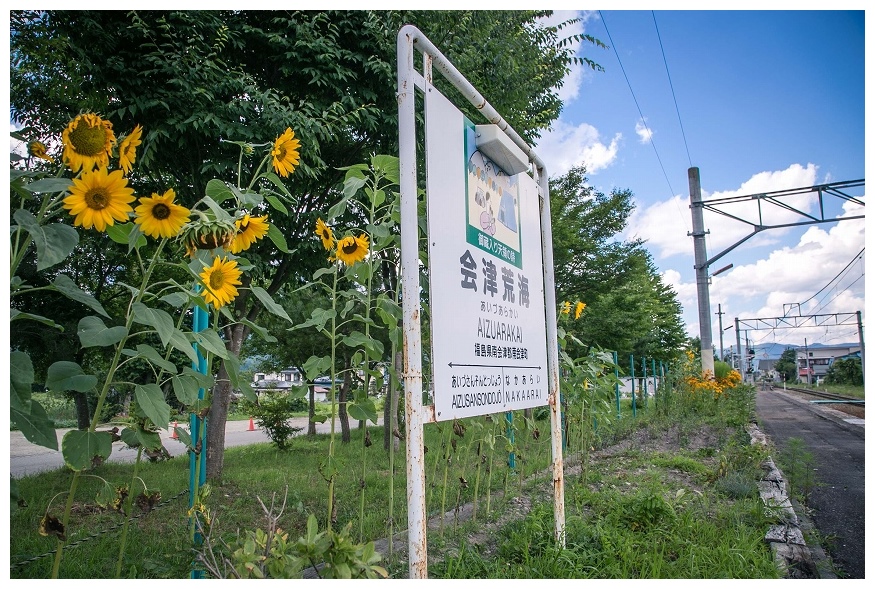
[228,214,269,254]
[271,127,301,177]
[61,113,116,173]
[134,188,191,239]
[574,301,586,320]
[560,301,571,315]
[62,167,135,232]
[28,141,54,163]
[335,233,369,266]
[315,218,334,251]
[200,256,243,308]
[118,125,143,175]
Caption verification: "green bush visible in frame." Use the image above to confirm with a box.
[241,391,304,450]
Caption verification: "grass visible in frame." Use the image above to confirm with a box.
[11,383,783,579]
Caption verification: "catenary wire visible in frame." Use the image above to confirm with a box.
[652,11,692,168]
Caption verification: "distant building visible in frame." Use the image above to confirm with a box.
[795,345,861,383]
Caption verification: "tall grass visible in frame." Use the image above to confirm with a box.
[11,373,780,579]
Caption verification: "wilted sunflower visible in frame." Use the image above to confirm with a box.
[118,125,143,175]
[560,301,571,315]
[63,167,135,232]
[61,113,116,173]
[200,256,243,308]
[315,218,334,251]
[335,233,369,266]
[271,127,301,177]
[28,140,53,163]
[134,188,191,239]
[574,301,586,320]
[228,214,269,254]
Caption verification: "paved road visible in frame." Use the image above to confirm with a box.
[755,388,865,579]
[9,416,382,479]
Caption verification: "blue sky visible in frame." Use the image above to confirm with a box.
[535,8,866,351]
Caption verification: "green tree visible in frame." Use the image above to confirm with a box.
[775,347,797,382]
[11,10,604,478]
[549,165,686,365]
[824,356,863,386]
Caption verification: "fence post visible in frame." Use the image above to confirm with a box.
[506,411,515,470]
[642,357,648,410]
[630,355,636,417]
[613,351,621,419]
[651,358,657,410]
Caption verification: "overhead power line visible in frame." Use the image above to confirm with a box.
[599,11,676,199]
[799,248,864,309]
[652,11,692,168]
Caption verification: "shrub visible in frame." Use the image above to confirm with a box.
[242,391,304,450]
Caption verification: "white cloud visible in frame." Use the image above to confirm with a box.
[626,163,820,259]
[535,119,621,177]
[635,119,653,144]
[667,197,865,345]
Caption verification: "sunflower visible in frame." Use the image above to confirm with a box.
[560,301,571,315]
[574,301,586,320]
[315,218,334,251]
[28,141,53,163]
[118,125,143,175]
[199,256,243,308]
[61,113,116,173]
[228,214,269,254]
[134,188,191,239]
[62,167,135,232]
[271,127,301,177]
[335,233,369,266]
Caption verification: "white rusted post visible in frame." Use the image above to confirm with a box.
[397,25,428,579]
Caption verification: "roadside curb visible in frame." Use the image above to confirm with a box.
[747,423,833,578]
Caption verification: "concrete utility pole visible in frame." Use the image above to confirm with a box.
[716,304,725,362]
[857,310,865,381]
[689,167,715,376]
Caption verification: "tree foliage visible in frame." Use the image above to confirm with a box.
[824,356,862,386]
[775,347,797,382]
[549,165,687,365]
[11,9,603,478]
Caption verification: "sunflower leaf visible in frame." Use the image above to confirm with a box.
[10,351,35,411]
[62,430,113,472]
[13,210,79,271]
[263,193,289,216]
[205,179,236,204]
[78,316,127,348]
[261,172,295,200]
[12,402,58,451]
[134,383,172,429]
[250,286,292,323]
[266,224,291,253]
[52,274,110,318]
[46,361,98,393]
[22,177,73,194]
[191,329,230,359]
[131,303,177,348]
[106,223,147,250]
[11,309,64,330]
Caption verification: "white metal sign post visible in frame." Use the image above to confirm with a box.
[397,25,565,579]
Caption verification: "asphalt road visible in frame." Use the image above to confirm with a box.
[755,388,865,579]
[9,416,382,479]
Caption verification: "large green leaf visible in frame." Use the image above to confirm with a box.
[22,176,73,194]
[303,355,331,381]
[125,344,178,374]
[171,372,202,405]
[11,309,64,330]
[78,316,127,348]
[347,398,377,424]
[12,401,58,451]
[169,329,200,364]
[191,329,229,359]
[250,286,292,323]
[205,179,236,204]
[45,361,97,393]
[266,224,291,253]
[62,430,112,471]
[13,210,80,271]
[10,351,34,410]
[371,154,400,184]
[52,275,109,318]
[134,383,172,429]
[131,303,177,348]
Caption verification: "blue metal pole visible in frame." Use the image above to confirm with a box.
[190,304,208,579]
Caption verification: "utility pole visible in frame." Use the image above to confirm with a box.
[716,304,725,362]
[689,167,715,377]
[735,318,742,381]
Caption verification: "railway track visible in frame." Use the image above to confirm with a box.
[783,386,865,404]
